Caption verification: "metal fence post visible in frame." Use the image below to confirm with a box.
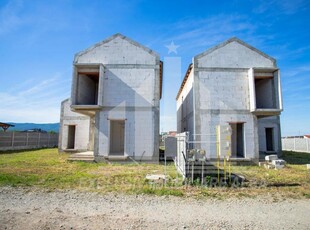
[26,132,29,146]
[11,132,15,147]
[38,133,41,146]
[48,133,50,147]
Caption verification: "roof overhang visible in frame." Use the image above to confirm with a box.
[160,61,163,99]
[176,64,193,100]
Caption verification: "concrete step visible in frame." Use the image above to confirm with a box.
[106,155,129,161]
[67,152,94,162]
[68,157,94,162]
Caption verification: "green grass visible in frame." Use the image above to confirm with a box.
[0,148,309,199]
[0,148,181,194]
[282,150,310,164]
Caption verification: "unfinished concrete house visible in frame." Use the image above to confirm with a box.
[176,37,283,162]
[59,33,162,162]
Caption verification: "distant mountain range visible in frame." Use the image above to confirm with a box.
[5,123,59,132]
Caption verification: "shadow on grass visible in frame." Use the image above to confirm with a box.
[282,151,310,165]
[184,161,245,187]
[0,147,58,155]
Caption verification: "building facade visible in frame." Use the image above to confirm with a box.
[176,38,283,161]
[59,34,162,162]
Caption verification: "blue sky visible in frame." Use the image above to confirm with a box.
[0,0,309,136]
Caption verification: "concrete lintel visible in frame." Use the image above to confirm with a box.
[195,67,248,72]
[253,67,278,72]
[74,63,103,69]
[200,109,251,115]
[257,117,280,123]
[102,106,158,112]
[104,64,159,69]
[252,109,282,116]
[71,105,102,110]
[71,105,101,117]
[62,116,89,121]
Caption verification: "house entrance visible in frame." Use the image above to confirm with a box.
[230,123,244,158]
[67,125,76,149]
[265,128,274,151]
[110,120,125,155]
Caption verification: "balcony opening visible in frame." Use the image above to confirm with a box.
[76,72,99,105]
[255,78,275,109]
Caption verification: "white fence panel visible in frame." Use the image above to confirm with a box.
[282,138,310,153]
[175,132,188,178]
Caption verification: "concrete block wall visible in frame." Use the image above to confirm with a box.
[75,36,156,65]
[197,112,258,159]
[59,99,90,151]
[103,68,156,107]
[175,37,282,161]
[191,68,259,159]
[177,70,194,135]
[196,40,275,68]
[258,116,281,153]
[196,70,250,110]
[72,34,161,160]
[96,108,156,160]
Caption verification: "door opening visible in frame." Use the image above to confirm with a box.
[230,123,244,158]
[110,120,125,155]
[265,128,274,151]
[67,125,76,149]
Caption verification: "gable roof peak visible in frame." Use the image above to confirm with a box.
[74,33,159,63]
[194,37,276,65]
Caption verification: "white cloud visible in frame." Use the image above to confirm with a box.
[0,72,70,123]
[253,0,309,15]
[155,14,268,55]
[0,107,61,123]
[0,0,24,35]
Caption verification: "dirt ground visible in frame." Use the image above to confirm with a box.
[0,186,309,230]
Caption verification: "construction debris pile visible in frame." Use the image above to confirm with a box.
[259,155,286,170]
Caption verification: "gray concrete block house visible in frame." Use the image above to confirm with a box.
[59,35,283,163]
[59,34,162,162]
[176,38,283,162]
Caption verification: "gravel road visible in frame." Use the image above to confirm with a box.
[0,186,309,229]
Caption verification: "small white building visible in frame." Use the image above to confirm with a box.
[176,37,283,161]
[59,33,162,162]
